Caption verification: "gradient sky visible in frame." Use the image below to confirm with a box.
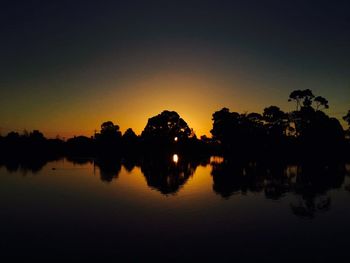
[1,0,349,138]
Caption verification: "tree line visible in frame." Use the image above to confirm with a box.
[1,89,349,161]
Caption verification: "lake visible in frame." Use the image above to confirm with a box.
[1,155,350,262]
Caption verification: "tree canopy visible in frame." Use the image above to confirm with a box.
[141,110,192,141]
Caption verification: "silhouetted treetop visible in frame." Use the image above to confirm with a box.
[288,89,330,112]
[314,96,329,110]
[100,121,122,138]
[288,89,316,110]
[141,110,192,140]
[263,106,286,123]
[123,128,137,140]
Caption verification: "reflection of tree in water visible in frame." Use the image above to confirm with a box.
[94,158,122,183]
[342,164,350,193]
[289,164,346,219]
[140,154,199,195]
[211,159,348,218]
[263,164,293,200]
[122,156,139,173]
[290,196,331,219]
[66,157,93,166]
[0,156,61,174]
[211,160,273,199]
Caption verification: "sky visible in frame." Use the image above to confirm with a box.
[0,0,349,138]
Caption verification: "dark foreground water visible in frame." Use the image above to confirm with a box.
[0,156,350,262]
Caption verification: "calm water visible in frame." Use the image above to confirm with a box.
[1,156,350,262]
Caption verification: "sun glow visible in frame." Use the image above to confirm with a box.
[172,154,179,163]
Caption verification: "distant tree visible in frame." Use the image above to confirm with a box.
[211,108,265,155]
[29,130,45,141]
[141,110,191,141]
[123,128,137,140]
[95,121,122,153]
[314,96,329,110]
[288,89,315,110]
[100,121,122,138]
[300,89,315,108]
[122,128,138,150]
[6,131,20,140]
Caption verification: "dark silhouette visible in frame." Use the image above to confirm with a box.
[287,90,345,161]
[209,90,347,161]
[95,121,122,155]
[211,108,266,157]
[66,136,94,156]
[288,89,315,110]
[140,110,194,152]
[122,128,139,154]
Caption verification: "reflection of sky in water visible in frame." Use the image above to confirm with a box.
[172,154,179,164]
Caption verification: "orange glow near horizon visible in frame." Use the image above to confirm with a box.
[1,58,349,139]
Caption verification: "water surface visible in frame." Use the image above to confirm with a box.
[1,157,350,262]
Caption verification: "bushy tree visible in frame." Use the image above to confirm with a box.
[141,110,191,141]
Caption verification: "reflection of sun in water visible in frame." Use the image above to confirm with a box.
[172,154,179,163]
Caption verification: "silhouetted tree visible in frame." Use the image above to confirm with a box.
[314,96,329,110]
[95,121,122,154]
[123,128,137,140]
[100,121,122,138]
[211,108,265,156]
[288,89,315,110]
[122,128,139,152]
[141,111,192,152]
[211,108,239,153]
